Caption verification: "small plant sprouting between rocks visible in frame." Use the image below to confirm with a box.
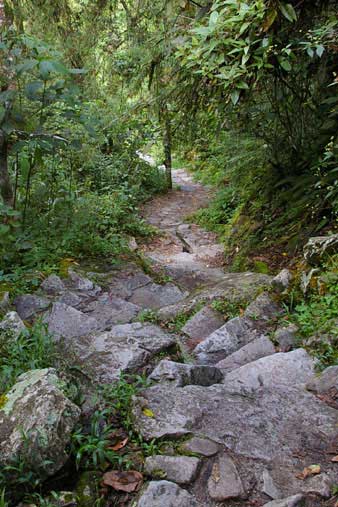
[70,374,164,473]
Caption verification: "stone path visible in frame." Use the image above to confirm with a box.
[0,168,337,507]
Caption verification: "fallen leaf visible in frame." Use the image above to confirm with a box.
[109,437,129,451]
[102,470,143,493]
[142,408,154,417]
[296,464,321,480]
[331,455,338,462]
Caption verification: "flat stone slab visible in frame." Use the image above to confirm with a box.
[133,382,338,498]
[149,360,223,387]
[207,454,245,500]
[216,336,275,372]
[145,455,200,484]
[66,323,177,383]
[180,437,218,457]
[44,303,102,340]
[136,480,199,507]
[181,305,224,340]
[14,294,50,320]
[84,294,140,326]
[223,349,315,390]
[129,282,187,310]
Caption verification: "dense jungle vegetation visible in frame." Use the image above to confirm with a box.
[0,1,338,506]
[0,0,337,281]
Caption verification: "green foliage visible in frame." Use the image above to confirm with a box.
[0,322,57,394]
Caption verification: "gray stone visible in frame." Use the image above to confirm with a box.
[67,323,176,383]
[0,368,80,479]
[129,282,186,310]
[144,455,200,484]
[207,454,245,500]
[274,324,298,352]
[136,480,199,507]
[216,336,275,372]
[0,291,10,313]
[84,294,140,326]
[181,437,218,457]
[304,234,338,265]
[223,349,315,390]
[262,469,283,499]
[44,303,101,340]
[181,305,224,340]
[306,365,338,393]
[132,381,337,498]
[149,360,223,387]
[244,292,282,322]
[58,291,83,307]
[128,236,138,251]
[272,269,293,293]
[41,274,66,294]
[0,311,26,339]
[264,495,304,507]
[68,269,94,290]
[194,316,262,364]
[14,294,50,320]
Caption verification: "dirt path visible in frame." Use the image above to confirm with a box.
[140,168,226,292]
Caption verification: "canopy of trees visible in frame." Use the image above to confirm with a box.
[0,0,337,275]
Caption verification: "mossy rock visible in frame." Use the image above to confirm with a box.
[75,471,101,507]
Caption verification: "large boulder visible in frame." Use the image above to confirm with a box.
[129,282,187,310]
[136,480,199,507]
[149,360,223,387]
[304,234,338,265]
[63,323,177,383]
[44,303,102,340]
[0,369,80,479]
[222,349,315,390]
[14,294,50,320]
[216,336,275,372]
[132,381,337,499]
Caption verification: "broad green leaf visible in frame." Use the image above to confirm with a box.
[307,47,314,58]
[230,89,240,105]
[15,59,38,75]
[39,60,55,80]
[279,58,291,71]
[280,3,297,22]
[316,45,325,57]
[209,11,219,27]
[25,81,43,100]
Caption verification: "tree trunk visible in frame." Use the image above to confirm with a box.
[0,131,13,205]
[162,104,173,189]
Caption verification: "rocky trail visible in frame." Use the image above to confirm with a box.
[0,169,337,507]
